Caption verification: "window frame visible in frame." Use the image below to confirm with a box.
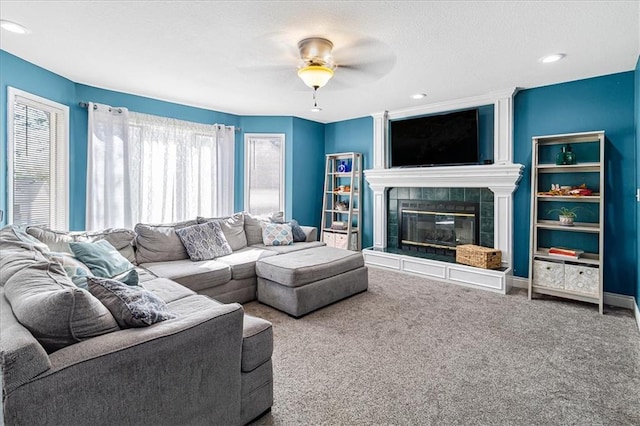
[243,133,285,215]
[7,87,70,229]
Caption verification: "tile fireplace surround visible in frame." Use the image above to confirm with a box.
[363,89,524,294]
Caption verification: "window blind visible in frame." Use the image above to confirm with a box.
[10,91,68,229]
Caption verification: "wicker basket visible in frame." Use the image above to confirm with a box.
[456,244,502,269]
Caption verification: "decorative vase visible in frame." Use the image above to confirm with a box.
[564,144,576,165]
[558,215,574,226]
[556,145,568,165]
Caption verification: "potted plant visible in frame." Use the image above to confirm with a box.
[548,206,583,226]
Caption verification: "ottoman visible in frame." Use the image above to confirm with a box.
[255,246,368,317]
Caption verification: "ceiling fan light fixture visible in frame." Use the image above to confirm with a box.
[297,65,334,89]
[311,107,322,112]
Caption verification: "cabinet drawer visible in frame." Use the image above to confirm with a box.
[322,232,335,246]
[533,259,564,289]
[564,264,599,295]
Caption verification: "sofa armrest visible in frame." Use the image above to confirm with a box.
[300,226,318,242]
[4,299,245,426]
[1,289,52,395]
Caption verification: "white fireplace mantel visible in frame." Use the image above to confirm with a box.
[364,163,524,193]
[363,89,524,294]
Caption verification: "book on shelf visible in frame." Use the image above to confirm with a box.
[548,247,584,259]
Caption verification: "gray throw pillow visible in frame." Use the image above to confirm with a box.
[87,277,176,328]
[69,240,139,286]
[287,219,307,242]
[175,221,232,261]
[197,212,247,251]
[4,261,119,352]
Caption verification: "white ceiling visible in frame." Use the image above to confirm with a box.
[1,1,638,124]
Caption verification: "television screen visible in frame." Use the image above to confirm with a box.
[390,109,479,167]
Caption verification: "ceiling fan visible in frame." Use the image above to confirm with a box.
[296,37,337,111]
[238,34,396,111]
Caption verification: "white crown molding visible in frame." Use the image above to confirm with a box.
[381,87,519,121]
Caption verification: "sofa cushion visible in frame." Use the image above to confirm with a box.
[215,247,277,280]
[1,225,51,254]
[69,240,138,286]
[134,220,197,264]
[87,277,176,328]
[25,226,137,263]
[176,221,232,261]
[141,259,232,292]
[241,315,273,373]
[255,245,365,287]
[252,240,326,254]
[4,261,119,353]
[142,277,196,303]
[25,226,80,253]
[243,212,284,246]
[198,213,248,251]
[261,222,293,246]
[1,226,51,286]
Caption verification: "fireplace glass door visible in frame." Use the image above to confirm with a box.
[398,201,479,256]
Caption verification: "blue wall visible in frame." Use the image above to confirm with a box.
[513,72,636,296]
[635,56,640,310]
[291,117,325,229]
[324,117,374,248]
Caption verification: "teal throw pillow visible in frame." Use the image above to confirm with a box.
[69,240,138,286]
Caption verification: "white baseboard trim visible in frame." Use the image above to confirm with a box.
[509,276,636,312]
[510,276,528,289]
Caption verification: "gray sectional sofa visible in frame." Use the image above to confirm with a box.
[0,211,323,426]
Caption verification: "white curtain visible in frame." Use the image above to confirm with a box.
[86,102,131,230]
[87,105,235,229]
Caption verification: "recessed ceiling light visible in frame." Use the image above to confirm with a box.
[410,93,427,100]
[311,107,322,112]
[539,53,566,64]
[0,20,31,34]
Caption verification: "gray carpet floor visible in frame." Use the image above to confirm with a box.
[245,267,640,426]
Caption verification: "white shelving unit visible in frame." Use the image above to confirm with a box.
[528,131,605,314]
[321,152,362,251]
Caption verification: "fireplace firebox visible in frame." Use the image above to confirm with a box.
[397,200,479,257]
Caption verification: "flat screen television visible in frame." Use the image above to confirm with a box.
[389,108,479,167]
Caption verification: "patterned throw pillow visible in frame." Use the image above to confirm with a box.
[175,221,232,261]
[261,222,293,246]
[87,277,176,328]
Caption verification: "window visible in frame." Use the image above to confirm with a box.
[244,134,285,215]
[7,87,69,229]
[86,106,235,229]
